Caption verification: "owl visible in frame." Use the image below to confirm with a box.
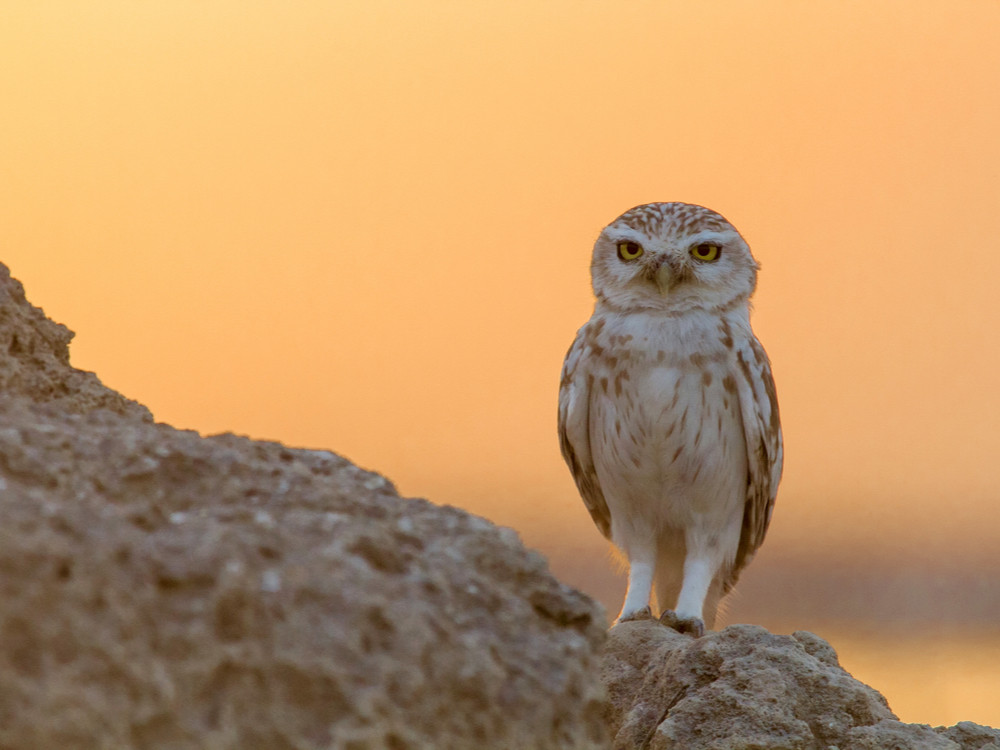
[558,202,782,636]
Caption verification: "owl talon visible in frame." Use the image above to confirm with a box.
[616,606,653,624]
[659,610,705,637]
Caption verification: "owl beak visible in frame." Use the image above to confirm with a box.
[647,255,684,293]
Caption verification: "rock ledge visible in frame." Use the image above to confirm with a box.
[604,619,999,750]
[0,263,608,750]
[2,262,996,750]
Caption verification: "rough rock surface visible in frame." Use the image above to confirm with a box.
[4,261,998,750]
[0,264,151,421]
[0,262,608,750]
[603,618,1000,750]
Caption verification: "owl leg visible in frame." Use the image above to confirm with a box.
[616,547,656,623]
[660,554,714,637]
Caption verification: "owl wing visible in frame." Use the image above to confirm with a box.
[557,326,612,539]
[726,336,783,592]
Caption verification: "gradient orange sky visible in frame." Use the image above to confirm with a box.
[3,1,999,727]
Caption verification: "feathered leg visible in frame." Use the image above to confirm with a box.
[658,531,720,637]
[616,543,656,623]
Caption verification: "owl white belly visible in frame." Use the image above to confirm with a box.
[589,325,748,541]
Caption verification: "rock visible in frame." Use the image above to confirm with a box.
[0,264,152,421]
[936,722,1000,750]
[603,619,1000,749]
[5,260,997,750]
[0,262,609,749]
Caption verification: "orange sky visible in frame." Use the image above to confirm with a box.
[3,1,1000,727]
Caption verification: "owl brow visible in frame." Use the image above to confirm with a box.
[604,227,647,245]
[686,229,740,247]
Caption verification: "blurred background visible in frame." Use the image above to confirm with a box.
[2,0,998,727]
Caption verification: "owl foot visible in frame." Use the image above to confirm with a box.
[658,610,705,637]
[616,606,653,624]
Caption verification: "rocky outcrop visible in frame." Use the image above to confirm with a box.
[2,261,997,750]
[0,264,151,421]
[0,262,608,749]
[603,618,1000,750]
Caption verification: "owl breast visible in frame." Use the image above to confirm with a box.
[586,311,749,538]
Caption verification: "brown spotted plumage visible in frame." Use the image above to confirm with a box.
[558,202,782,636]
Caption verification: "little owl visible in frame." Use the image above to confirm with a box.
[558,202,782,636]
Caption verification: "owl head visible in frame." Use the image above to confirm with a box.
[591,202,759,314]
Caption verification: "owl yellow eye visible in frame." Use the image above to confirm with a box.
[617,241,644,261]
[691,243,721,262]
